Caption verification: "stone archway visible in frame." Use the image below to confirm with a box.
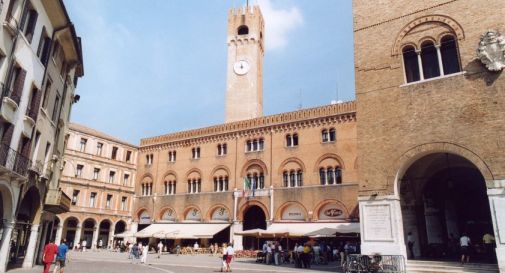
[98,220,112,249]
[399,152,494,262]
[242,205,267,250]
[12,187,41,266]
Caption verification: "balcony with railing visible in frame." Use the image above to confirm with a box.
[44,188,71,214]
[0,143,31,178]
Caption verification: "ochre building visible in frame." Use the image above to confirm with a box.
[131,6,359,250]
[57,123,137,249]
[353,0,505,270]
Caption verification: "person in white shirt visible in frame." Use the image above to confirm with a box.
[157,241,163,258]
[225,244,235,272]
[266,244,272,264]
[460,234,471,265]
[141,244,148,264]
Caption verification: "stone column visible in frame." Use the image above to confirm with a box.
[233,189,238,221]
[55,224,63,245]
[269,186,274,222]
[73,224,82,249]
[488,184,505,273]
[232,222,243,251]
[22,224,40,268]
[435,45,445,76]
[416,50,424,81]
[359,195,407,257]
[130,222,138,243]
[108,228,115,249]
[0,221,15,273]
[92,227,99,250]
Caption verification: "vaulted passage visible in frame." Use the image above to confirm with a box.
[242,205,266,250]
[400,153,495,263]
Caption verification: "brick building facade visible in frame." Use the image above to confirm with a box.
[353,0,505,270]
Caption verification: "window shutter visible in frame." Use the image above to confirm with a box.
[11,69,26,105]
[28,88,42,120]
[1,124,14,146]
[24,10,38,42]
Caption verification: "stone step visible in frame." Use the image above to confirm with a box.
[407,261,499,273]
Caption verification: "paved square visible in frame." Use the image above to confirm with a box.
[10,251,341,273]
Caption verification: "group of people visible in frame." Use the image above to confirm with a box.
[261,241,283,265]
[220,243,235,272]
[406,231,496,264]
[42,239,69,273]
[126,242,149,264]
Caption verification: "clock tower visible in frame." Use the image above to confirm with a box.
[225,5,265,123]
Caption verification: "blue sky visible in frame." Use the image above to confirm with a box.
[65,0,355,144]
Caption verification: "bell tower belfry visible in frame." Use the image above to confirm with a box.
[225,5,265,123]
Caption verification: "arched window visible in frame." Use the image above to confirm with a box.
[335,168,342,184]
[289,171,296,187]
[238,25,249,35]
[164,180,176,195]
[297,170,303,187]
[321,130,328,142]
[421,41,440,79]
[187,178,201,194]
[286,135,292,147]
[283,171,288,187]
[402,46,420,83]
[293,134,298,146]
[327,167,335,185]
[329,129,336,142]
[440,35,461,75]
[319,168,326,185]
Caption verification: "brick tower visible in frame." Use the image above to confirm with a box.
[225,5,265,123]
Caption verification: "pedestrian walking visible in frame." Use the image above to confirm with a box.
[483,232,495,262]
[132,243,140,264]
[141,244,148,264]
[460,234,471,265]
[225,243,235,272]
[127,243,133,259]
[407,232,415,259]
[157,241,163,258]
[220,243,227,272]
[53,239,69,273]
[42,240,58,273]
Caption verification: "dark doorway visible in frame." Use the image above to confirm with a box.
[242,205,266,250]
[98,221,111,249]
[400,153,495,263]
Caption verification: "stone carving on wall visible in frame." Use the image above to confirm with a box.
[477,30,505,71]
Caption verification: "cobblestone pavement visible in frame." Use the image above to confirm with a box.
[9,251,341,273]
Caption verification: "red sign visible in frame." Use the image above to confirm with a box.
[324,208,343,217]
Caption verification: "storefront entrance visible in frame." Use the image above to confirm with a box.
[400,153,495,262]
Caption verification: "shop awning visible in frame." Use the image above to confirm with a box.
[274,222,359,237]
[114,231,135,238]
[234,228,288,238]
[134,223,230,239]
[235,222,359,238]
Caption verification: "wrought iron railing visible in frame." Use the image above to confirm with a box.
[344,254,406,273]
[0,143,31,177]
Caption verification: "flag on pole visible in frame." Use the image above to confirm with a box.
[243,177,251,197]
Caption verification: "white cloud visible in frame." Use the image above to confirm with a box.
[257,0,304,51]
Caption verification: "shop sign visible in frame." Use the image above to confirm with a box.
[281,205,306,220]
[318,203,346,220]
[139,211,151,224]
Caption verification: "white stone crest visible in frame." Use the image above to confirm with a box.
[477,30,505,71]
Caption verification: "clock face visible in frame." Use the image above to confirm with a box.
[233,60,250,75]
